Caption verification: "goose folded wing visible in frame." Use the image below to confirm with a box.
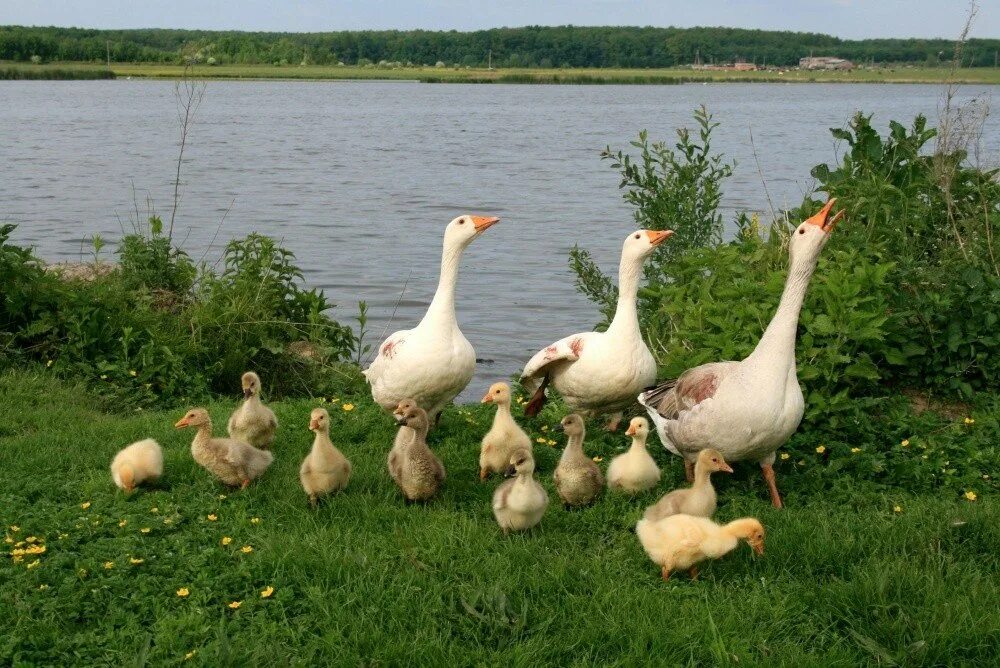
[646,362,738,420]
[363,329,412,380]
[519,333,591,392]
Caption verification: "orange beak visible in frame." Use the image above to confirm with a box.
[471,215,500,233]
[481,392,494,404]
[720,463,734,474]
[803,198,843,233]
[174,417,189,428]
[752,540,765,556]
[309,418,320,431]
[625,424,637,436]
[645,229,674,246]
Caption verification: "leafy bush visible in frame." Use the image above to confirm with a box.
[117,216,196,296]
[0,227,358,408]
[809,113,1000,396]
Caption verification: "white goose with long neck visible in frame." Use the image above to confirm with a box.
[520,229,673,428]
[639,199,844,508]
[364,214,499,422]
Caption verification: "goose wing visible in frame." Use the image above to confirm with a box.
[519,333,593,392]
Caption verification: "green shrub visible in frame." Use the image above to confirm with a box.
[0,227,358,409]
[117,216,196,296]
[809,113,1000,397]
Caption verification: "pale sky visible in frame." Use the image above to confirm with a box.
[1,1,996,40]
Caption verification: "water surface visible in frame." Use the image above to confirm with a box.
[3,80,998,399]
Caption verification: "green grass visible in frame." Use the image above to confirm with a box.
[5,61,1000,84]
[1,369,997,665]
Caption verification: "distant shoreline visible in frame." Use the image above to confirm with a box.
[4,62,1000,85]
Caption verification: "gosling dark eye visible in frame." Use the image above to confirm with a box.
[798,228,806,235]
[458,219,465,224]
[634,233,640,239]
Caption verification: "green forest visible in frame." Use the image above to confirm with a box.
[2,24,999,68]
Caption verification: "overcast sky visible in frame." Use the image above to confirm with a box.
[1,1,996,40]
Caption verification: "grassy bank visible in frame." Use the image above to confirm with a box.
[1,369,997,665]
[5,61,1000,84]
[0,64,113,80]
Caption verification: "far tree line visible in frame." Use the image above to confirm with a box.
[1,25,998,68]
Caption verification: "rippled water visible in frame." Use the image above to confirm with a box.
[3,80,998,399]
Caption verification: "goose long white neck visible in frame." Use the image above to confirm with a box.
[748,253,817,366]
[606,253,643,337]
[629,435,647,453]
[420,239,465,328]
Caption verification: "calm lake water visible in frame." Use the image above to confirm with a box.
[3,80,998,399]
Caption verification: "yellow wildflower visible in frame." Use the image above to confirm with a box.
[228,601,242,609]
[163,518,173,525]
[118,519,128,528]
[100,374,107,380]
[184,651,197,660]
[104,561,115,570]
[816,445,826,454]
[901,439,910,447]
[150,507,159,513]
[592,456,603,463]
[964,417,975,425]
[46,359,53,368]
[241,545,253,554]
[546,439,557,446]
[207,514,218,521]
[894,505,902,513]
[536,437,546,444]
[851,447,861,454]
[39,584,49,590]
[965,491,977,502]
[780,453,790,460]
[26,559,40,569]
[129,557,144,565]
[218,494,227,500]
[58,533,68,539]
[140,527,151,534]
[260,586,274,598]
[78,568,88,577]
[221,536,232,546]
[176,587,190,598]
[25,536,38,543]
[3,536,11,544]
[9,525,19,532]
[540,425,548,432]
[80,502,91,510]
[250,517,261,525]
[342,403,355,412]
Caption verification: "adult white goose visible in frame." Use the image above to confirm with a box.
[520,229,673,429]
[639,199,844,508]
[364,214,499,421]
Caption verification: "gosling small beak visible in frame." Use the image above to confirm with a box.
[752,541,765,556]
[554,423,565,432]
[243,389,253,400]
[625,425,637,436]
[395,417,407,427]
[481,393,494,404]
[804,198,843,233]
[471,215,500,233]
[645,229,675,246]
[174,417,189,428]
[503,465,516,477]
[308,419,319,431]
[720,463,734,474]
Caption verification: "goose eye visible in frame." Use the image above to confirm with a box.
[458,219,465,225]
[634,233,640,239]
[798,228,806,235]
